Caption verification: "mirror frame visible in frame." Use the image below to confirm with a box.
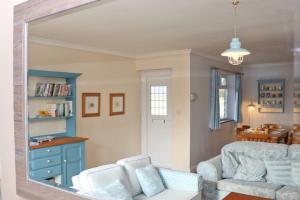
[13,0,105,199]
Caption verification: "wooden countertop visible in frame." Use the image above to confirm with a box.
[30,137,88,149]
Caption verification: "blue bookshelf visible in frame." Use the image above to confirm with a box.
[28,70,86,188]
[257,79,285,113]
[28,69,81,137]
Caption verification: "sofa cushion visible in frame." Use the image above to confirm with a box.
[79,164,133,195]
[264,159,293,186]
[133,189,199,200]
[233,155,266,182]
[221,142,288,179]
[292,160,300,187]
[289,144,300,160]
[136,165,165,197]
[103,179,133,200]
[117,155,151,196]
[217,179,282,199]
[276,186,300,200]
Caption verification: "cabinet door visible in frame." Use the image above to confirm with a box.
[62,142,85,187]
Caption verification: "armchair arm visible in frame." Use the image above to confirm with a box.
[158,168,202,193]
[196,155,222,182]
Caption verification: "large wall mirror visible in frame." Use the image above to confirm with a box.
[17,0,195,199]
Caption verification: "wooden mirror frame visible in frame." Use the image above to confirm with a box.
[13,0,109,199]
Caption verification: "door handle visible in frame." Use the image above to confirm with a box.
[152,119,166,123]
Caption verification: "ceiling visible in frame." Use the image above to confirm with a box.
[29,0,300,64]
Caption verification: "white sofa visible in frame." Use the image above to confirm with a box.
[72,155,202,200]
[197,142,300,200]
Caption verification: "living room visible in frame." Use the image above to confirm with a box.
[1,0,300,200]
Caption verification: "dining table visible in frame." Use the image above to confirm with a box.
[236,127,289,144]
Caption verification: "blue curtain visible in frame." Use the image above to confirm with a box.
[234,74,242,122]
[209,69,221,130]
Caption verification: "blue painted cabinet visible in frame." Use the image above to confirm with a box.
[29,141,85,187]
[62,142,85,187]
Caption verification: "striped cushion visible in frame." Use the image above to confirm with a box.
[291,160,300,187]
[264,159,293,186]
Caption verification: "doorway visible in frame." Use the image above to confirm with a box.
[141,70,172,168]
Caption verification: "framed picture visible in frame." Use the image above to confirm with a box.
[110,93,125,116]
[82,93,101,117]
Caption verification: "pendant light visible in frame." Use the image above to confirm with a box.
[221,0,250,65]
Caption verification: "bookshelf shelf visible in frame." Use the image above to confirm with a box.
[257,79,285,113]
[28,96,73,99]
[28,116,72,122]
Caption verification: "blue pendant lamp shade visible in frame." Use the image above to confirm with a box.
[221,37,251,65]
[221,0,251,66]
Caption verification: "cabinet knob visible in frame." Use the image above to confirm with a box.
[64,160,67,163]
[46,149,51,153]
[47,160,51,163]
[47,170,52,174]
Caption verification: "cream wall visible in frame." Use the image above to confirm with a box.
[136,53,191,171]
[28,43,141,168]
[0,1,27,200]
[190,53,240,169]
[241,62,294,128]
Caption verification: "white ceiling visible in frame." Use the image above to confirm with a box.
[29,0,300,64]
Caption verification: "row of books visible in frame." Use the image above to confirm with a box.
[35,83,72,97]
[47,101,73,117]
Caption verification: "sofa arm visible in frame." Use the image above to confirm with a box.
[196,155,222,182]
[158,168,202,193]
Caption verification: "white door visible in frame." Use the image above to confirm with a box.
[141,71,171,168]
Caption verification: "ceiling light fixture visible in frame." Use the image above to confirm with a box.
[221,0,250,66]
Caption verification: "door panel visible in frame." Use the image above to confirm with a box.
[62,143,85,187]
[144,74,171,167]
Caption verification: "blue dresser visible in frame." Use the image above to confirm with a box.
[27,70,86,188]
[29,137,86,187]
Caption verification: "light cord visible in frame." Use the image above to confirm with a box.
[232,0,239,38]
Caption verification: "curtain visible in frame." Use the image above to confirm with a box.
[234,74,242,122]
[209,69,221,130]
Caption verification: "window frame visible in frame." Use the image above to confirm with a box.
[219,75,229,121]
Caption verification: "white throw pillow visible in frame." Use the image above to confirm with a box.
[233,156,266,182]
[135,165,165,197]
[102,179,133,200]
[264,159,293,186]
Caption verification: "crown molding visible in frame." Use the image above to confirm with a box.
[190,50,227,64]
[29,36,136,58]
[242,61,294,68]
[135,49,192,59]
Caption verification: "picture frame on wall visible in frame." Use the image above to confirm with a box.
[110,93,125,116]
[82,93,101,117]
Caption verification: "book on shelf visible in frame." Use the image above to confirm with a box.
[46,101,73,118]
[35,83,72,97]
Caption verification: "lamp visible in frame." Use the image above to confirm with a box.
[248,102,256,111]
[221,0,250,65]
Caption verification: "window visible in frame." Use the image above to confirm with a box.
[150,86,167,116]
[219,76,228,120]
